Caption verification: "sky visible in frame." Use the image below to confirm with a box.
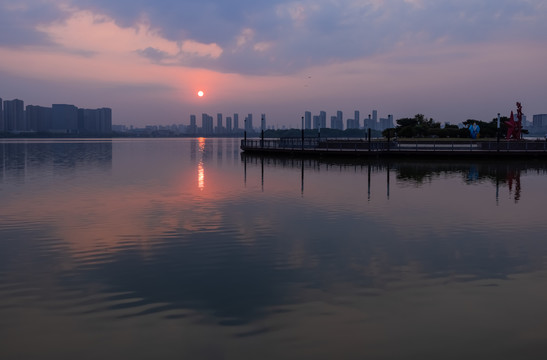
[1,0,546,128]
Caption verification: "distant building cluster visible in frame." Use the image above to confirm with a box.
[186,110,393,136]
[0,97,112,135]
[307,109,394,131]
[110,112,258,137]
[532,114,547,133]
[129,110,395,137]
[186,113,263,136]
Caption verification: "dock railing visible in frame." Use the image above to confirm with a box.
[241,138,547,153]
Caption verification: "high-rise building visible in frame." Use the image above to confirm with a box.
[0,97,3,131]
[330,116,338,129]
[216,113,223,134]
[320,111,327,129]
[521,114,529,128]
[337,110,343,130]
[78,108,96,134]
[533,114,547,129]
[305,111,312,129]
[97,108,112,134]
[52,104,78,133]
[379,117,389,131]
[245,113,253,132]
[3,99,25,132]
[233,113,239,130]
[202,113,213,134]
[364,112,378,130]
[378,114,394,131]
[26,105,52,132]
[226,116,232,133]
[313,115,320,130]
[354,110,360,129]
[26,105,39,132]
[347,118,356,129]
[364,114,372,130]
[189,115,197,134]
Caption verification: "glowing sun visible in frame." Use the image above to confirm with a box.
[197,90,204,97]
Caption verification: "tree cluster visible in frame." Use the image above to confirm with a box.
[382,114,522,139]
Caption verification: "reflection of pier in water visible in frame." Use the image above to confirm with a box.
[242,154,393,199]
[242,154,547,203]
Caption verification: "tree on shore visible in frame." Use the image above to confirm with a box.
[393,114,440,138]
[384,114,525,139]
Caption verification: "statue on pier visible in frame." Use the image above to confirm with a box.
[468,122,480,139]
[505,102,523,140]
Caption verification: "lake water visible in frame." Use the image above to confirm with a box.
[1,138,547,359]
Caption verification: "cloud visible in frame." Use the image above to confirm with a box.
[29,6,224,68]
[2,0,546,75]
[181,40,222,58]
[1,0,547,127]
[36,10,179,56]
[0,0,63,47]
[0,5,229,109]
[136,47,172,63]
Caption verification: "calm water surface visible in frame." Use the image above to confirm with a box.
[1,138,547,359]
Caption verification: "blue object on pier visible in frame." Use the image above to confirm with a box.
[469,123,480,139]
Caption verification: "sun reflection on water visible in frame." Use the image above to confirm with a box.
[198,137,205,190]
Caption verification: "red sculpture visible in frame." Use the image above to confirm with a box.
[506,102,523,140]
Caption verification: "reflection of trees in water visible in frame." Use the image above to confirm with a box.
[242,154,547,184]
[393,160,547,203]
[242,154,547,203]
[394,160,542,183]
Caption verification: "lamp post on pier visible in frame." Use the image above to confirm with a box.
[497,113,500,152]
[244,118,247,147]
[301,116,304,151]
[260,114,264,148]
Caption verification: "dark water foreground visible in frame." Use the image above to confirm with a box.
[1,138,547,360]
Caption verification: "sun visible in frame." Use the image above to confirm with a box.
[197,90,204,97]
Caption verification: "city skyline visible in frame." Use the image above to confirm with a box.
[6,95,547,136]
[1,1,546,128]
[1,95,399,134]
[1,97,112,134]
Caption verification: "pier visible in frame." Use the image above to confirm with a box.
[241,138,547,158]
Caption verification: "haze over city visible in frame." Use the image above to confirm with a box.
[1,0,546,128]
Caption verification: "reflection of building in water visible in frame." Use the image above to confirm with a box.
[0,142,26,180]
[217,139,223,166]
[0,141,113,181]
